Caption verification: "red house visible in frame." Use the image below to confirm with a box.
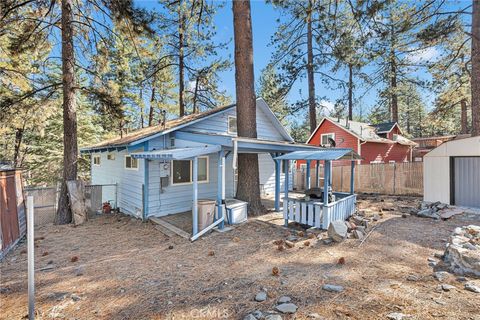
[299,117,417,167]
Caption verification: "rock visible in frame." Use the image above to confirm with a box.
[275,303,298,314]
[277,296,291,303]
[71,293,81,301]
[286,235,298,242]
[428,261,437,267]
[327,221,348,242]
[372,214,381,221]
[73,266,85,276]
[406,275,419,282]
[352,229,364,239]
[433,271,450,282]
[243,314,257,320]
[308,313,324,319]
[322,238,333,245]
[284,240,295,248]
[351,216,364,225]
[443,225,480,277]
[265,315,283,320]
[255,291,267,302]
[456,276,468,282]
[464,282,480,293]
[441,284,456,291]
[252,310,263,318]
[386,312,408,320]
[427,258,436,263]
[322,284,344,293]
[417,208,440,220]
[434,252,444,259]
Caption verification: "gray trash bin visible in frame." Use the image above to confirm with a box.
[197,199,216,231]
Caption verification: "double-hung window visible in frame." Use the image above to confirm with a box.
[125,155,139,170]
[320,133,335,146]
[93,155,101,166]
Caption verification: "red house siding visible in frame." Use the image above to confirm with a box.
[298,119,359,168]
[297,119,412,168]
[360,142,411,163]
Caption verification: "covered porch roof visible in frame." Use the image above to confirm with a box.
[274,148,361,161]
[130,145,221,160]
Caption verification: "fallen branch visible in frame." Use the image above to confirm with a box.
[358,225,378,247]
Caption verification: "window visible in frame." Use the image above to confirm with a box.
[107,153,115,160]
[227,116,237,134]
[125,155,139,170]
[320,133,335,146]
[93,155,101,166]
[171,156,209,185]
[392,134,399,141]
[170,138,175,147]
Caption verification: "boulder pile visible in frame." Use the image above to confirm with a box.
[443,225,480,278]
[414,201,466,220]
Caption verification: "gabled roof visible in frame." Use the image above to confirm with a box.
[370,122,399,133]
[308,117,416,146]
[81,98,292,152]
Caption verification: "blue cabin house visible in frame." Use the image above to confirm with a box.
[81,98,360,240]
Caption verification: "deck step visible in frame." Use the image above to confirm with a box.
[150,217,190,239]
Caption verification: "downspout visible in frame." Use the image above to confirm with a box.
[358,139,367,164]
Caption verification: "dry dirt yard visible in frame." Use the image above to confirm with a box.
[1,195,480,320]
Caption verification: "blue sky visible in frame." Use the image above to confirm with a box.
[135,0,471,123]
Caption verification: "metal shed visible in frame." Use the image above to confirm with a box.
[423,136,480,208]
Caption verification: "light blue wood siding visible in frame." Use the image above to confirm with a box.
[187,105,285,141]
[90,148,145,218]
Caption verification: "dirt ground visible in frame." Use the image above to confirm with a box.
[1,195,480,320]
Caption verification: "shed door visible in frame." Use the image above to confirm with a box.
[454,157,480,208]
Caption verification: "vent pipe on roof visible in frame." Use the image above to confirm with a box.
[346,116,349,129]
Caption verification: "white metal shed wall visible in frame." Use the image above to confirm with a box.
[423,136,480,204]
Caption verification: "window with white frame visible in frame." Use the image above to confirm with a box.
[320,133,335,146]
[107,153,115,160]
[171,156,208,185]
[93,155,101,166]
[227,116,237,134]
[125,155,139,170]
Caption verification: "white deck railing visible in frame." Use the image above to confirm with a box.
[283,193,356,229]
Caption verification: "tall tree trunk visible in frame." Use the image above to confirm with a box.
[232,0,263,215]
[472,0,480,136]
[348,63,353,121]
[306,0,316,133]
[390,24,398,123]
[461,98,468,134]
[148,86,155,126]
[178,11,186,117]
[139,88,144,128]
[13,126,24,168]
[192,75,200,113]
[56,0,77,225]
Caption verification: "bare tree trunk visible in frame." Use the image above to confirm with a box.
[139,88,144,128]
[461,98,468,134]
[13,125,24,168]
[56,0,77,225]
[178,11,186,117]
[307,0,316,133]
[193,75,200,113]
[390,24,398,123]
[232,0,264,215]
[348,63,353,121]
[148,86,155,126]
[472,0,480,136]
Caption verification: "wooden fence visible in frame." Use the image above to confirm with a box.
[294,162,423,196]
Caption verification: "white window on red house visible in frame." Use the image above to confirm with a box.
[320,133,335,146]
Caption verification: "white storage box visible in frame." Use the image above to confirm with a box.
[225,199,248,224]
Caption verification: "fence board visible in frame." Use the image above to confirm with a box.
[295,162,423,196]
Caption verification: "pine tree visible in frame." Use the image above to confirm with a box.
[257,63,289,123]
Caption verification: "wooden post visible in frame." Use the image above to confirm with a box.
[274,157,281,212]
[27,196,34,320]
[192,156,198,236]
[350,161,355,195]
[306,160,311,190]
[315,160,320,187]
[217,150,225,229]
[284,159,289,226]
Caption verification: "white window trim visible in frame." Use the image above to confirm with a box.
[93,155,101,166]
[124,155,139,171]
[227,115,237,135]
[171,156,209,186]
[320,133,335,146]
